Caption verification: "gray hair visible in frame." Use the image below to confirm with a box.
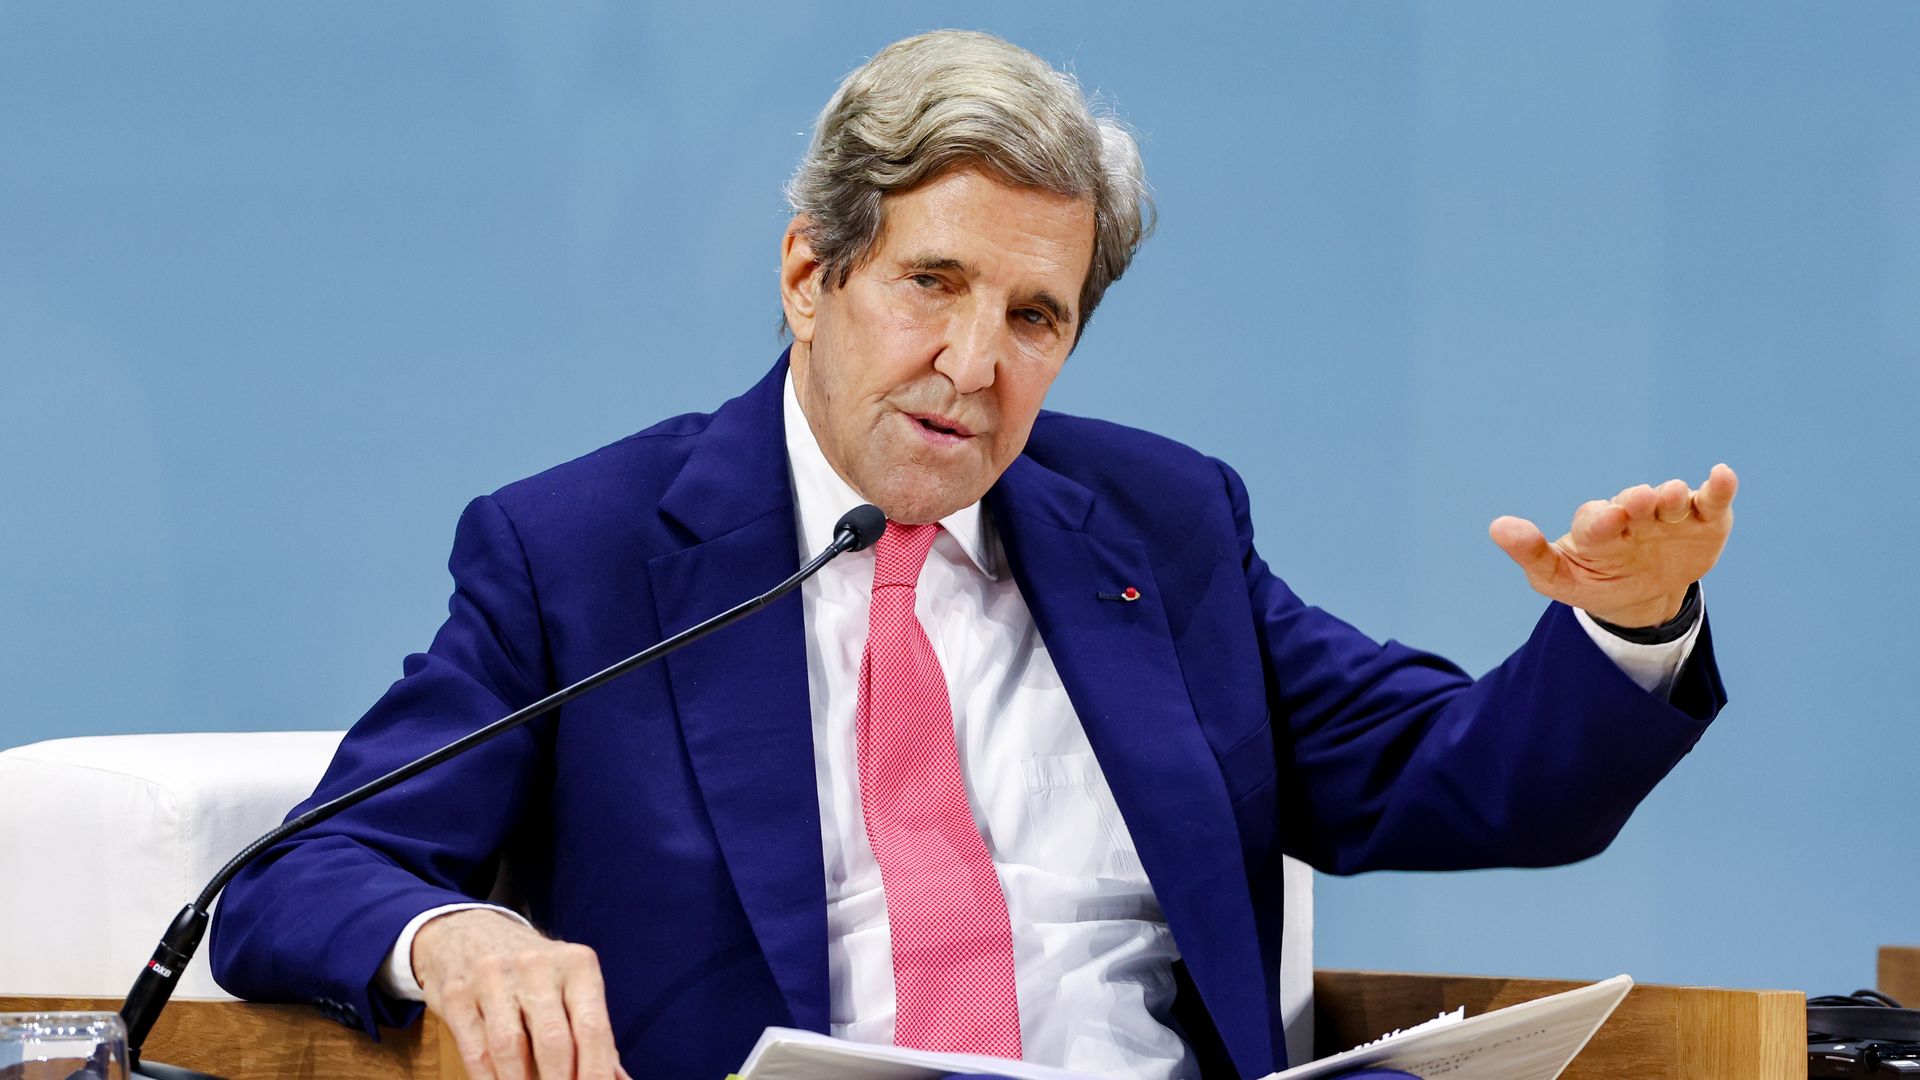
[785,29,1153,337]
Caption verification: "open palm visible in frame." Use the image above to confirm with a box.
[1489,464,1738,628]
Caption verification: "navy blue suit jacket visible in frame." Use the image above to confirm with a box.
[210,354,1724,1078]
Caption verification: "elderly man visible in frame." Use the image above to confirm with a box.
[211,29,1736,1080]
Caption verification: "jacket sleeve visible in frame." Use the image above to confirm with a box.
[1218,460,1727,875]
[208,494,555,1035]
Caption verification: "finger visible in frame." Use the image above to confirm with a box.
[1610,483,1658,521]
[1488,516,1558,580]
[478,970,534,1080]
[1572,499,1627,547]
[517,955,575,1080]
[1693,462,1739,521]
[1653,478,1691,524]
[557,945,619,1079]
[436,981,499,1080]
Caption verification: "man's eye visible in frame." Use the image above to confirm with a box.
[1016,308,1054,328]
[911,274,940,289]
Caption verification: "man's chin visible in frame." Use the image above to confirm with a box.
[863,477,987,525]
[871,497,963,526]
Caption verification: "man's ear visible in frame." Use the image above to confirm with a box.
[780,217,823,344]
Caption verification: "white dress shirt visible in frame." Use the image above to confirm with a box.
[783,376,1194,1078]
[380,373,1701,1080]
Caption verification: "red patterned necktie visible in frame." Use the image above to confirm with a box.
[856,520,1023,1058]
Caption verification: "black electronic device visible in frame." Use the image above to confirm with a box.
[1809,1040,1920,1077]
[1809,991,1920,1078]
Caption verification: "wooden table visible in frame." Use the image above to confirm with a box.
[1315,971,1804,1080]
[7,974,1808,1079]
[0,996,456,1080]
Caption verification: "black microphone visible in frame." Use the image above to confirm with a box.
[115,505,887,1080]
[836,503,886,554]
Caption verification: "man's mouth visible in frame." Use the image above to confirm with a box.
[908,412,974,439]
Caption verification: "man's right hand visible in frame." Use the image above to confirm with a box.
[412,908,631,1080]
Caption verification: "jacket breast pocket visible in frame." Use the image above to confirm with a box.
[1216,720,1277,805]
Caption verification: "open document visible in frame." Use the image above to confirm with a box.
[734,974,1634,1080]
[1258,974,1632,1079]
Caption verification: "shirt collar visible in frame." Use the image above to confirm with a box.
[783,369,997,578]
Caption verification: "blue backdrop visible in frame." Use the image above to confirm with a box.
[4,2,1915,1000]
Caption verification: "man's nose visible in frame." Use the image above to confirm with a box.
[934,303,1002,395]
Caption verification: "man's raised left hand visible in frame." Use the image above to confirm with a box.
[1489,464,1739,628]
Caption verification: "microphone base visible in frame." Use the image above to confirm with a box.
[132,1060,226,1080]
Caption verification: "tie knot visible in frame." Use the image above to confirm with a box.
[872,521,941,589]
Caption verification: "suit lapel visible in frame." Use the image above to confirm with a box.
[649,356,829,1033]
[989,457,1276,1076]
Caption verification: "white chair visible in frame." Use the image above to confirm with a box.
[0,731,344,1000]
[0,730,1315,1063]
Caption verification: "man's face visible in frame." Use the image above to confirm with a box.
[782,167,1096,524]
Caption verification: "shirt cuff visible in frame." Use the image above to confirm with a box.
[377,903,533,1002]
[1574,587,1705,699]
